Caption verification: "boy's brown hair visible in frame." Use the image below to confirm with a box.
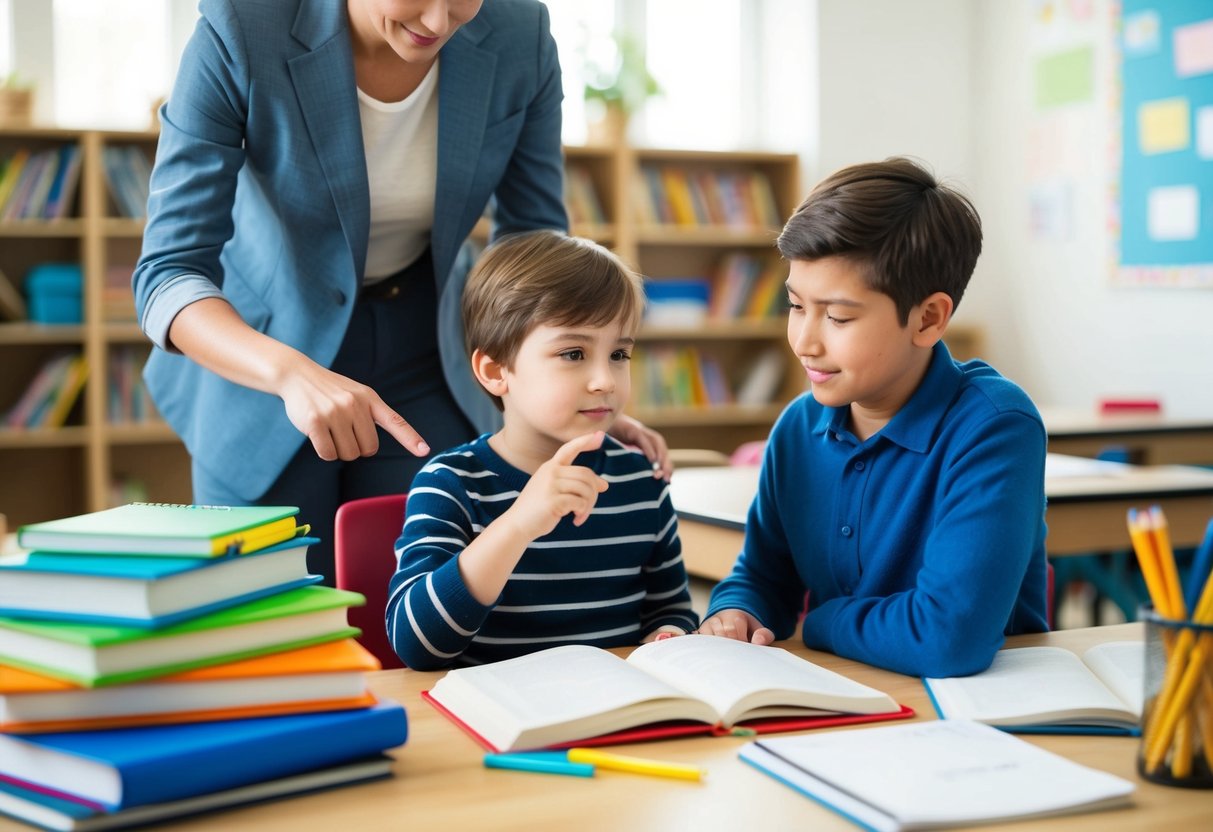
[777,156,982,325]
[462,230,645,409]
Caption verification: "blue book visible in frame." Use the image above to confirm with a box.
[0,701,407,811]
[0,538,321,628]
[0,756,392,832]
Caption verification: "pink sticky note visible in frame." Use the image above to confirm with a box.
[1174,19,1213,78]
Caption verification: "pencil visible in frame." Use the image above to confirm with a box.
[566,748,705,782]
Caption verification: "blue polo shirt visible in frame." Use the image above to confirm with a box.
[707,342,1049,677]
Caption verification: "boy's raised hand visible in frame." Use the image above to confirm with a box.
[505,432,610,542]
[698,609,776,645]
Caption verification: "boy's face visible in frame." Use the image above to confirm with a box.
[496,316,634,456]
[785,256,934,434]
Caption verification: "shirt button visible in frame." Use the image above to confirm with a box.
[841,525,852,537]
[854,460,865,471]
[334,289,347,306]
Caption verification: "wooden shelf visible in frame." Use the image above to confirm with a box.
[0,323,86,344]
[635,226,780,246]
[0,127,161,525]
[641,319,786,340]
[0,220,86,237]
[0,426,90,449]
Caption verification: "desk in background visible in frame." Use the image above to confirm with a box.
[1041,406,1213,467]
[35,624,1209,831]
[670,455,1213,582]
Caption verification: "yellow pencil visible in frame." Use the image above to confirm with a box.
[1149,507,1186,619]
[566,748,705,782]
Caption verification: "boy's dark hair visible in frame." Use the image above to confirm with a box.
[776,156,982,324]
[462,230,644,410]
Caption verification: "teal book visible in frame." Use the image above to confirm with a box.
[0,701,406,812]
[17,503,300,557]
[0,538,321,628]
[0,586,364,687]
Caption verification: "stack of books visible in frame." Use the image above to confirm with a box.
[0,503,408,831]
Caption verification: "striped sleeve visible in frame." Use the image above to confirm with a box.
[384,462,494,670]
[639,480,700,635]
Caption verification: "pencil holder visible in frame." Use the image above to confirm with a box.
[1137,607,1213,788]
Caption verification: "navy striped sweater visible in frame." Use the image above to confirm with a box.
[386,434,699,669]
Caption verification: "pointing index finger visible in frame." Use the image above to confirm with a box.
[553,431,605,466]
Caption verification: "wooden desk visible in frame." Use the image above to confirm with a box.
[670,456,1213,581]
[1041,406,1213,467]
[40,624,1211,831]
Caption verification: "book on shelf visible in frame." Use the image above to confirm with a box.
[0,585,363,687]
[0,149,31,215]
[0,266,26,321]
[0,638,379,734]
[740,719,1134,832]
[422,634,911,753]
[100,146,150,219]
[0,700,407,812]
[0,537,322,628]
[38,355,87,429]
[41,145,82,220]
[0,754,393,832]
[563,166,605,225]
[923,642,1143,735]
[4,353,77,430]
[17,503,301,557]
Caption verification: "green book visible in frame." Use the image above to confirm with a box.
[17,503,300,557]
[0,586,364,687]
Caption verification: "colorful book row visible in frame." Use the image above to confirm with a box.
[633,166,782,229]
[0,146,82,222]
[3,352,87,430]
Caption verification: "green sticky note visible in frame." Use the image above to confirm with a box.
[1034,46,1094,109]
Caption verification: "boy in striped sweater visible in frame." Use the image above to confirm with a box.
[386,231,699,669]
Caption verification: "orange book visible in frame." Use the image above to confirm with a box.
[0,638,380,733]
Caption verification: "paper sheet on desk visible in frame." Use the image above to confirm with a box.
[1045,454,1128,479]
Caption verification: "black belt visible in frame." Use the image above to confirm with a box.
[360,249,433,301]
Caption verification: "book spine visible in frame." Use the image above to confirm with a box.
[117,703,408,808]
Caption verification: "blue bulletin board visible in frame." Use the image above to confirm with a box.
[1116,0,1213,286]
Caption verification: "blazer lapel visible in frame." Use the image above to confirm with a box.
[433,26,496,287]
[287,0,369,283]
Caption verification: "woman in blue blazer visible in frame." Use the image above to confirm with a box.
[133,0,669,581]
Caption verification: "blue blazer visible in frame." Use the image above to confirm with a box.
[133,0,567,500]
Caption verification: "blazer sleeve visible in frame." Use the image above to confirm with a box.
[132,0,249,335]
[489,2,568,237]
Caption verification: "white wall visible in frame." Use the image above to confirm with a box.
[971,0,1213,417]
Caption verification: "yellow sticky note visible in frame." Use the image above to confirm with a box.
[1139,98,1190,155]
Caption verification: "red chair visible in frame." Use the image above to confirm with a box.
[334,493,408,669]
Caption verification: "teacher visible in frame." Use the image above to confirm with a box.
[133,0,669,581]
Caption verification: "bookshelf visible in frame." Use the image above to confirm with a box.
[0,126,188,527]
[0,130,984,524]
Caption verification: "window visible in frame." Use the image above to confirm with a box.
[0,0,11,78]
[52,0,171,129]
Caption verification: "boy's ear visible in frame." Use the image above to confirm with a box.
[911,291,954,348]
[471,348,509,397]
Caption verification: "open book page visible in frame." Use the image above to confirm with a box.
[426,645,719,751]
[924,646,1136,727]
[742,720,1134,830]
[1082,641,1144,716]
[626,635,898,726]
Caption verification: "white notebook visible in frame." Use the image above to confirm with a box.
[740,719,1134,831]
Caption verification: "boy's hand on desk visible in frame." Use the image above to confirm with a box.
[642,625,687,643]
[698,610,775,645]
[505,432,609,541]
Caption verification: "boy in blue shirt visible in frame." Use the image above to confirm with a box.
[700,157,1048,677]
[387,231,699,669]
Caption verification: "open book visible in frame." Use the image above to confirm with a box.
[422,635,910,752]
[740,720,1134,831]
[923,642,1143,735]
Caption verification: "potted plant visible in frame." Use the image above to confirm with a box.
[0,73,34,125]
[582,32,660,146]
